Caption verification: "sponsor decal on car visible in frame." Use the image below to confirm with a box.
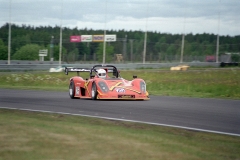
[110,82,122,91]
[84,81,89,88]
[118,95,135,99]
[70,68,90,72]
[115,88,125,93]
[76,87,80,95]
[84,81,91,96]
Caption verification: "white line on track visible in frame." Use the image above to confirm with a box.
[1,106,240,137]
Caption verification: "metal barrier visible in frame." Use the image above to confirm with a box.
[0,61,220,71]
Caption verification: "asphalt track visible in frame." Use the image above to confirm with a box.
[0,88,240,136]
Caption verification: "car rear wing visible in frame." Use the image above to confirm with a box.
[65,64,120,78]
[64,67,91,75]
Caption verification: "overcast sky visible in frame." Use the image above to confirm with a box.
[0,0,240,36]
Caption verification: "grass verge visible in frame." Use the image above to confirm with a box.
[0,69,240,159]
[0,68,240,99]
[0,109,240,160]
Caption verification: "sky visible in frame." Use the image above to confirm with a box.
[0,0,240,36]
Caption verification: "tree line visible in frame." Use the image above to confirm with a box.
[0,23,239,62]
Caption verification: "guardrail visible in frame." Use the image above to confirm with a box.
[220,62,239,67]
[0,61,220,71]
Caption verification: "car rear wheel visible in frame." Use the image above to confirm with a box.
[91,83,97,100]
[69,80,76,99]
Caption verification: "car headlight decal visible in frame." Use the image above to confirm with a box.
[140,81,146,93]
[98,81,109,93]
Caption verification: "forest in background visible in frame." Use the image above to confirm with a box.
[0,23,239,63]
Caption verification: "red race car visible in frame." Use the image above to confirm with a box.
[65,64,150,100]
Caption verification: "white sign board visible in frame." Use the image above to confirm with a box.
[39,49,48,61]
[39,49,48,56]
[105,35,116,42]
[81,35,92,42]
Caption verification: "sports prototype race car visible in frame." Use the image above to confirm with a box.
[65,64,150,100]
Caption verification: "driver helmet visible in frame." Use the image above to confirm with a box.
[97,69,106,78]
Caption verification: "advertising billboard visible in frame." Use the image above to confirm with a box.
[81,35,92,42]
[105,35,116,42]
[93,35,104,42]
[70,36,81,42]
[70,35,117,43]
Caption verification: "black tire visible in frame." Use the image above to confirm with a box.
[91,82,98,100]
[69,81,76,99]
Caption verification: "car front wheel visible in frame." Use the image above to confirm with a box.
[91,83,97,100]
[69,81,76,99]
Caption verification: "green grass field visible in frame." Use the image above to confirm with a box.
[0,68,240,159]
[1,109,240,160]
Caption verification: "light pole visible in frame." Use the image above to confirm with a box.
[216,0,221,63]
[8,0,12,65]
[143,0,149,64]
[50,36,54,61]
[103,0,108,64]
[59,0,63,66]
[180,17,186,63]
[123,35,127,60]
[180,3,187,63]
[216,32,219,63]
[130,39,134,62]
[143,31,147,64]
[180,34,185,63]
[103,30,106,64]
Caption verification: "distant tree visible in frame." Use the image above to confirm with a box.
[65,48,78,63]
[1,23,240,62]
[89,42,99,56]
[52,45,67,61]
[166,44,177,55]
[0,39,8,60]
[11,35,31,54]
[183,40,192,56]
[77,43,90,58]
[231,54,240,62]
[134,39,144,56]
[12,44,42,60]
[96,43,114,62]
